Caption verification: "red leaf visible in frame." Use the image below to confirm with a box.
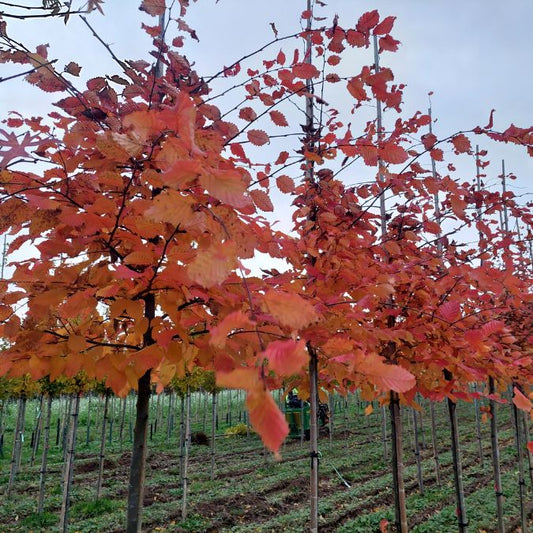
[423,219,441,235]
[450,134,471,154]
[292,62,320,79]
[347,77,367,101]
[276,175,295,193]
[247,129,269,146]
[438,301,461,322]
[139,0,165,16]
[262,290,317,330]
[485,109,495,129]
[239,107,257,122]
[430,148,444,161]
[247,387,288,453]
[262,339,308,376]
[379,142,408,164]
[528,442,533,454]
[355,352,415,393]
[379,35,400,52]
[513,387,532,412]
[64,62,81,76]
[250,188,274,212]
[373,16,396,35]
[481,320,505,337]
[275,151,289,165]
[269,110,289,127]
[422,133,437,150]
[356,10,379,34]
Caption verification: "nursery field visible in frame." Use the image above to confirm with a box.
[0,392,532,532]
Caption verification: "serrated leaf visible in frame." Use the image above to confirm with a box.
[210,311,254,348]
[379,142,408,164]
[373,16,396,35]
[199,168,249,208]
[250,188,274,211]
[276,175,295,193]
[438,301,461,322]
[262,290,317,330]
[269,110,288,127]
[292,62,320,79]
[451,133,471,153]
[239,107,257,122]
[347,77,367,101]
[355,352,415,393]
[247,129,269,146]
[188,241,237,288]
[262,339,308,376]
[356,10,379,34]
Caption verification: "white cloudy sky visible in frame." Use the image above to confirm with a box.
[1,0,532,230]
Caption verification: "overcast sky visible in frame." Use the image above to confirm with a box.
[1,1,532,231]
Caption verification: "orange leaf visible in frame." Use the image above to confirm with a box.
[199,169,249,208]
[423,219,441,235]
[355,352,415,393]
[262,339,308,376]
[451,134,471,154]
[247,129,269,146]
[210,311,254,348]
[365,404,374,416]
[250,189,274,212]
[188,241,237,288]
[430,148,444,161]
[347,77,367,101]
[262,290,317,330]
[513,387,532,412]
[269,110,289,127]
[67,335,87,352]
[247,387,288,453]
[145,189,195,226]
[216,367,259,389]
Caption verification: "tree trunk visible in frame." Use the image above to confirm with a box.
[7,396,26,498]
[30,394,45,466]
[512,395,528,533]
[126,370,151,533]
[96,391,110,499]
[381,405,388,460]
[181,385,191,520]
[85,393,92,446]
[179,393,185,482]
[210,391,217,481]
[447,396,468,533]
[119,395,127,451]
[429,401,441,486]
[308,344,319,533]
[412,407,424,494]
[488,378,505,533]
[473,384,484,466]
[38,394,53,514]
[390,391,408,533]
[59,393,80,533]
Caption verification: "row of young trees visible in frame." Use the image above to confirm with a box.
[0,0,532,531]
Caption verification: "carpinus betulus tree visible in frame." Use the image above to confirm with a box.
[0,1,297,530]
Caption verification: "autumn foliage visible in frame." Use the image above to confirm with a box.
[0,0,532,456]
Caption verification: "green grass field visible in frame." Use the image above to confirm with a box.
[0,392,532,532]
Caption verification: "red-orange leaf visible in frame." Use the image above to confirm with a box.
[355,352,416,393]
[513,387,532,412]
[188,241,237,288]
[269,110,288,127]
[292,62,320,79]
[247,387,288,453]
[451,133,471,154]
[347,77,367,101]
[438,301,461,322]
[139,0,165,16]
[247,129,269,146]
[276,175,295,193]
[250,188,274,212]
[356,10,379,34]
[262,339,308,376]
[210,311,254,348]
[379,142,408,164]
[262,290,317,330]
[373,16,396,35]
[199,169,249,208]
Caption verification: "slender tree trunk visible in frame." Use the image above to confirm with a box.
[447,395,468,533]
[381,405,388,460]
[7,396,26,498]
[473,384,484,466]
[181,385,191,520]
[412,407,424,494]
[119,395,127,451]
[488,378,505,533]
[126,370,151,533]
[308,344,319,533]
[210,391,217,480]
[38,394,53,515]
[429,401,441,486]
[96,391,110,499]
[85,393,92,446]
[30,394,45,466]
[328,393,334,443]
[512,396,528,533]
[59,393,80,533]
[179,393,185,482]
[390,391,408,533]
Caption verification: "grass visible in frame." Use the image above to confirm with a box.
[0,391,531,532]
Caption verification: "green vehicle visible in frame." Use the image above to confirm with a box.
[284,391,329,439]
